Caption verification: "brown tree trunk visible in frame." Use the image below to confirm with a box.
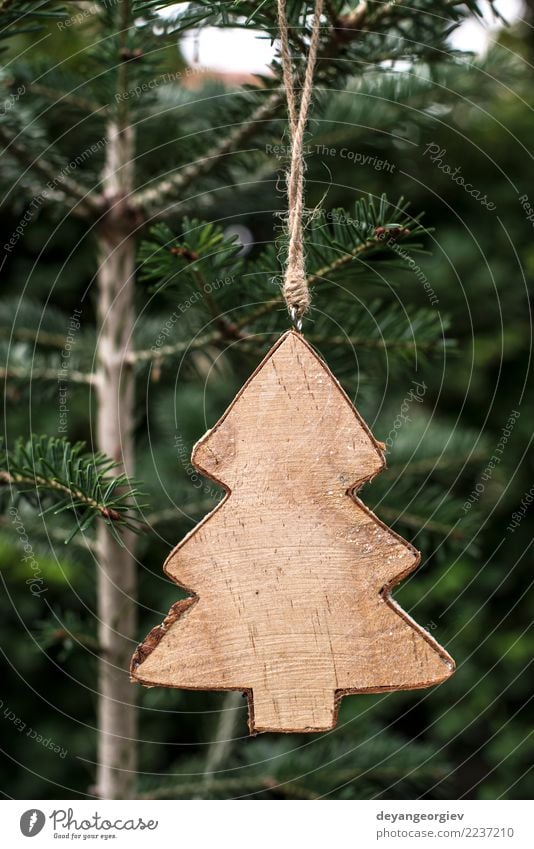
[200,691,244,798]
[95,104,138,796]
[93,0,142,798]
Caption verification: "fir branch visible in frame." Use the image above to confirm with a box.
[134,88,284,212]
[384,451,486,476]
[0,513,96,550]
[36,610,100,655]
[307,334,446,352]
[129,326,446,370]
[0,0,66,46]
[232,299,282,332]
[133,0,411,214]
[140,763,448,800]
[135,197,432,357]
[28,82,105,116]
[128,331,217,365]
[304,194,428,284]
[0,436,146,542]
[144,501,216,527]
[0,297,94,352]
[4,327,74,348]
[145,724,451,800]
[0,365,97,385]
[376,505,466,541]
[306,236,382,286]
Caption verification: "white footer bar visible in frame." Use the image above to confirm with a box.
[4,800,531,848]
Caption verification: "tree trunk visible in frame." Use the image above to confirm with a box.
[200,691,244,798]
[95,111,138,798]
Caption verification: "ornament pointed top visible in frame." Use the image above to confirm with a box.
[193,330,385,493]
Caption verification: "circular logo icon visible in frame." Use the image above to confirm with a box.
[20,810,46,837]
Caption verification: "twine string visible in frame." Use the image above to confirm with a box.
[277,0,324,328]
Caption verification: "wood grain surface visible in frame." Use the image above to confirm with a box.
[131,330,455,732]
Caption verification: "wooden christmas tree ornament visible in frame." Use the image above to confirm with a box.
[131,0,454,733]
[131,330,454,732]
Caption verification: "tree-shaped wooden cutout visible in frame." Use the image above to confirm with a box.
[131,331,454,732]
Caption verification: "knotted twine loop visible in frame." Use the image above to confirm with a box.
[277,0,324,330]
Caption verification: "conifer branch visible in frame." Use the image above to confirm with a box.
[0,125,100,216]
[0,366,97,385]
[37,612,100,654]
[134,88,284,212]
[140,762,448,800]
[306,237,379,286]
[4,327,76,348]
[135,197,429,358]
[128,331,217,365]
[307,334,446,352]
[132,0,403,214]
[28,82,105,116]
[144,502,216,527]
[376,506,465,541]
[129,326,446,371]
[0,512,96,550]
[0,436,146,542]
[0,0,66,44]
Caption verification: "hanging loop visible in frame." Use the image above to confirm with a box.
[277,0,324,329]
[289,305,303,333]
